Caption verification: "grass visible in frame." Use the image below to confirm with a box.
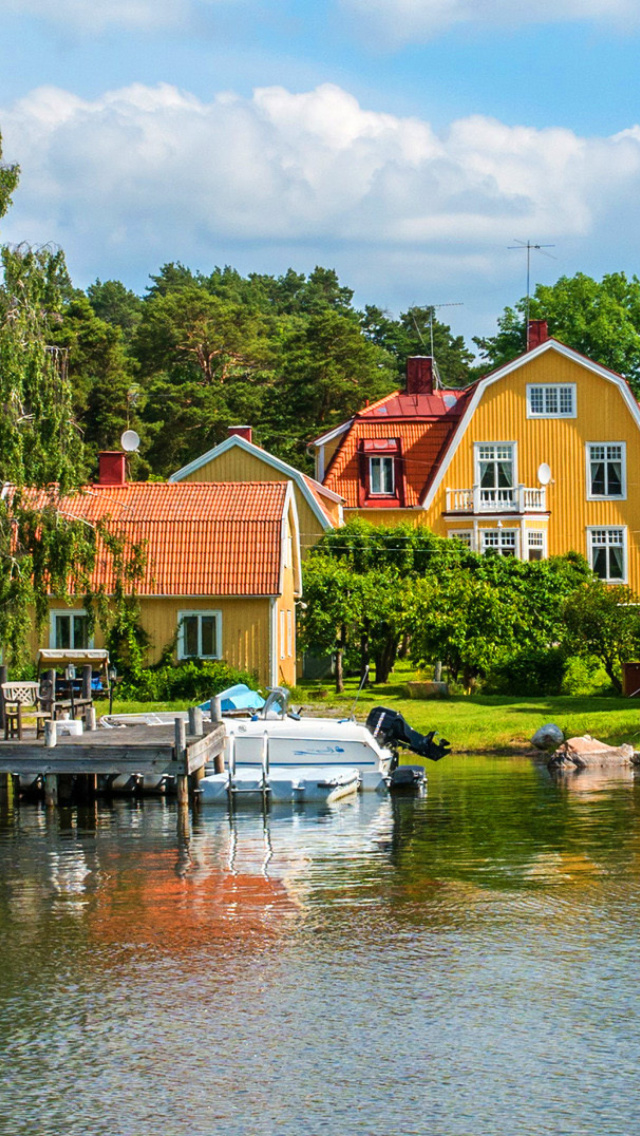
[102,664,640,754]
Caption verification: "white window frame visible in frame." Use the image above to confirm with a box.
[586,442,626,501]
[280,610,286,660]
[447,530,474,549]
[177,610,222,660]
[474,441,517,506]
[526,383,576,419]
[526,529,547,561]
[287,609,293,658]
[369,455,395,496]
[49,609,94,650]
[480,528,519,557]
[587,527,627,584]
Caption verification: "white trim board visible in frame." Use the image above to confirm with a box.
[168,433,340,530]
[421,339,640,510]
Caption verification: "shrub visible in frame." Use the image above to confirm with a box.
[483,646,567,696]
[117,658,258,703]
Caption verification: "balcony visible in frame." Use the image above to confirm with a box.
[445,485,547,514]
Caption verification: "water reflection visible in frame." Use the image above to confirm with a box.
[1,758,640,1136]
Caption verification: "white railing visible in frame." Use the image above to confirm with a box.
[445,485,547,514]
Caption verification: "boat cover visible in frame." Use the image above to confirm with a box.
[200,684,265,713]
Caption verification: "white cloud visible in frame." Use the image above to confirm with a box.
[2,81,640,330]
[0,0,236,33]
[340,0,640,45]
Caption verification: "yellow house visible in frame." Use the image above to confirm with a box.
[31,471,302,687]
[169,426,344,556]
[315,325,640,589]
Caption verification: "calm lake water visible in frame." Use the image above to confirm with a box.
[1,755,639,1136]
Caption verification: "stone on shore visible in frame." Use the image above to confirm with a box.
[531,724,564,750]
[548,735,636,770]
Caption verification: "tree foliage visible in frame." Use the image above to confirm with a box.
[475,272,640,389]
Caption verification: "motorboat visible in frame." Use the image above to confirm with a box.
[198,688,450,805]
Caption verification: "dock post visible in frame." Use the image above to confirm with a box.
[84,706,97,732]
[0,663,7,732]
[44,774,58,807]
[210,696,224,773]
[175,717,189,806]
[81,665,92,702]
[188,706,203,736]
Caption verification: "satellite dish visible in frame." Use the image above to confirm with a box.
[537,462,552,486]
[120,430,140,453]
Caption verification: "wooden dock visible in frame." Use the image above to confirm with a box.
[0,715,226,807]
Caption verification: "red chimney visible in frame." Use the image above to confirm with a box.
[228,425,253,443]
[404,356,436,397]
[406,356,434,395]
[528,320,549,350]
[98,451,126,486]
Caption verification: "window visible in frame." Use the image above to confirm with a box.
[178,611,221,659]
[587,443,625,499]
[369,455,394,495]
[527,531,545,562]
[280,610,286,660]
[50,610,91,650]
[476,443,515,507]
[588,528,626,582]
[448,530,473,547]
[481,529,517,557]
[287,609,293,658]
[527,383,576,418]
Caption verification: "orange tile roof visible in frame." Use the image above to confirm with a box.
[29,481,289,596]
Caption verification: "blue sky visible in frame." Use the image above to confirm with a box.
[1,0,639,347]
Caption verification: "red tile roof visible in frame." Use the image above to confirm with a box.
[29,482,290,596]
[323,387,473,507]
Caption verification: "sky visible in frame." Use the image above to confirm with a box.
[1,0,640,347]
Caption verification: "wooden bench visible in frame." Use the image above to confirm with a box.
[2,682,53,741]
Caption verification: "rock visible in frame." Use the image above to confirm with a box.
[405,681,449,699]
[531,723,564,750]
[548,735,635,770]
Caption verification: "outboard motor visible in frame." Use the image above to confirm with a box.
[366,707,451,765]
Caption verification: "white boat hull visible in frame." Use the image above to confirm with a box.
[200,764,361,806]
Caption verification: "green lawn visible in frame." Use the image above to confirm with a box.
[103,667,640,753]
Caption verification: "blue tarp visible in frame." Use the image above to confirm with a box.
[199,684,265,713]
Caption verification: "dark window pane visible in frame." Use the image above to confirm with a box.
[592,548,608,578]
[73,616,89,649]
[183,617,199,657]
[201,616,216,657]
[609,546,624,579]
[56,616,70,649]
[591,462,605,495]
[608,462,622,496]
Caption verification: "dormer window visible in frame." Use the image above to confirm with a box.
[527,383,576,418]
[359,438,403,506]
[370,455,394,495]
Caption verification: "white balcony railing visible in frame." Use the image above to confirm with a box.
[445,485,547,514]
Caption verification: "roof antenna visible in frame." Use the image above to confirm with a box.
[508,239,556,349]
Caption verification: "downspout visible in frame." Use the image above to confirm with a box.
[269,597,278,688]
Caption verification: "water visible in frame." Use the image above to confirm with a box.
[1,755,639,1136]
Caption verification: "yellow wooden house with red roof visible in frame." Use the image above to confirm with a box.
[314,322,640,590]
[33,459,302,686]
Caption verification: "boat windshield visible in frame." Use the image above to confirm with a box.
[260,688,290,719]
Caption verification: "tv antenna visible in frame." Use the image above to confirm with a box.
[508,239,556,348]
[411,302,463,389]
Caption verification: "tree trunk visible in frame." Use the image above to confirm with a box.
[335,623,347,693]
[360,628,370,686]
[375,633,399,685]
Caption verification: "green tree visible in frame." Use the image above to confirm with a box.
[0,244,95,660]
[87,278,143,343]
[475,272,640,388]
[561,579,640,692]
[298,556,361,692]
[0,130,19,222]
[361,304,473,387]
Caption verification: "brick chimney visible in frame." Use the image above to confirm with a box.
[528,320,549,350]
[228,425,253,443]
[98,451,126,486]
[406,356,434,395]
